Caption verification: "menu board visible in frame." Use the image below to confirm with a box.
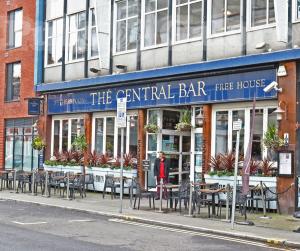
[278,151,293,177]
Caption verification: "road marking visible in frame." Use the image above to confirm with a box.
[68,219,94,223]
[12,221,48,225]
[108,219,293,251]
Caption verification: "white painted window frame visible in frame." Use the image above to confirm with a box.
[211,101,277,160]
[292,0,300,23]
[246,0,276,32]
[113,0,138,55]
[141,0,169,50]
[207,0,241,38]
[88,8,99,59]
[44,18,64,67]
[51,114,85,156]
[172,0,203,44]
[91,111,138,157]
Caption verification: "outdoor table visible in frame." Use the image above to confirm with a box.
[165,184,180,209]
[0,170,11,190]
[199,188,224,217]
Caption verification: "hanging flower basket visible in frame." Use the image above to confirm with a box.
[175,122,192,132]
[144,124,160,133]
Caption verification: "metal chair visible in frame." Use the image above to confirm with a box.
[167,180,190,212]
[103,175,120,199]
[85,173,95,192]
[133,179,155,210]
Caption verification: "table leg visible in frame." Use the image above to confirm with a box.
[212,193,216,216]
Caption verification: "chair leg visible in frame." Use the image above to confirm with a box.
[138,197,141,210]
[149,197,151,208]
[153,197,155,210]
[134,196,137,209]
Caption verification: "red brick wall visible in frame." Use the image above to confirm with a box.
[0,0,36,169]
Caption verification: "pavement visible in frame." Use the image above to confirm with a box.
[0,189,299,249]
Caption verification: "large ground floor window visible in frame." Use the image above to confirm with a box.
[5,118,39,171]
[92,111,138,158]
[212,101,277,161]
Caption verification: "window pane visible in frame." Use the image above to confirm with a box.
[47,38,54,64]
[106,118,115,157]
[14,133,23,170]
[14,10,23,31]
[118,128,127,156]
[71,119,78,146]
[5,131,14,169]
[23,133,33,172]
[251,109,263,160]
[91,27,98,57]
[129,116,138,158]
[157,10,168,44]
[251,0,267,26]
[95,118,104,154]
[12,63,21,101]
[194,154,202,173]
[56,34,63,63]
[157,0,168,9]
[148,134,157,151]
[69,15,77,32]
[69,33,77,61]
[144,13,155,46]
[232,110,244,155]
[145,0,156,12]
[226,0,240,31]
[212,0,225,34]
[148,110,159,125]
[78,12,86,29]
[182,136,191,152]
[177,0,188,4]
[14,31,22,47]
[268,0,275,23]
[190,1,202,38]
[53,120,60,153]
[128,0,138,17]
[215,111,228,154]
[117,0,127,19]
[162,135,180,152]
[116,20,126,52]
[176,5,188,41]
[91,8,96,26]
[127,18,138,50]
[194,133,203,152]
[77,30,86,59]
[62,120,68,152]
[163,110,180,130]
[57,19,63,36]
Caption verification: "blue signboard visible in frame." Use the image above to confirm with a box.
[28,98,41,115]
[48,69,277,114]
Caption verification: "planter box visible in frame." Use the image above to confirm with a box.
[44,164,137,194]
[204,174,277,210]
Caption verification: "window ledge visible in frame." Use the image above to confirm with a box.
[113,49,137,56]
[208,30,241,39]
[141,43,168,51]
[4,99,20,104]
[6,46,22,51]
[173,37,202,45]
[247,23,276,32]
[45,63,62,68]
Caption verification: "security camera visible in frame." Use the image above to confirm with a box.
[263,81,282,93]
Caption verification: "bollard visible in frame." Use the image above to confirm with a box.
[66,172,70,200]
[129,178,133,209]
[158,178,163,212]
[43,171,49,197]
[31,171,35,195]
[13,170,17,193]
[226,184,230,221]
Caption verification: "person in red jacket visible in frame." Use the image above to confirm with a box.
[154,151,170,200]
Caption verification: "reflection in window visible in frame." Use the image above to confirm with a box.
[182,136,191,152]
[148,110,159,125]
[176,0,202,41]
[232,110,244,155]
[106,117,115,157]
[46,18,63,65]
[116,0,138,52]
[53,120,60,153]
[62,120,68,152]
[215,111,228,154]
[68,12,86,61]
[162,135,180,152]
[163,110,180,130]
[211,0,240,34]
[6,62,21,101]
[129,116,138,157]
[144,0,168,47]
[148,134,157,151]
[251,0,275,27]
[7,9,23,48]
[251,109,263,160]
[90,9,98,57]
[194,133,203,152]
[95,118,104,154]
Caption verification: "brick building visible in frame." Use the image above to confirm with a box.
[0,0,38,171]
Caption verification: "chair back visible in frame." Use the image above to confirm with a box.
[85,174,94,183]
[104,175,115,187]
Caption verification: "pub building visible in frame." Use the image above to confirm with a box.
[34,0,300,214]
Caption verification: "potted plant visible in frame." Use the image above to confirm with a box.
[32,136,46,151]
[72,135,88,173]
[263,124,284,160]
[144,123,160,133]
[175,110,192,131]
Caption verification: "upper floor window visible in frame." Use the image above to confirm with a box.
[143,0,168,47]
[294,0,300,21]
[211,0,240,35]
[175,0,203,41]
[68,11,86,61]
[6,62,21,101]
[7,9,23,48]
[46,18,63,65]
[115,0,138,53]
[250,0,275,28]
[90,8,98,58]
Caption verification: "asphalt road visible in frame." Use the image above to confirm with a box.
[0,200,288,251]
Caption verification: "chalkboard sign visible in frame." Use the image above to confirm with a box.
[38,153,44,169]
[278,151,293,177]
[142,160,150,170]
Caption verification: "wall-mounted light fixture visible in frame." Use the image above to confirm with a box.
[277,65,287,77]
[90,67,101,74]
[195,108,204,127]
[273,101,288,121]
